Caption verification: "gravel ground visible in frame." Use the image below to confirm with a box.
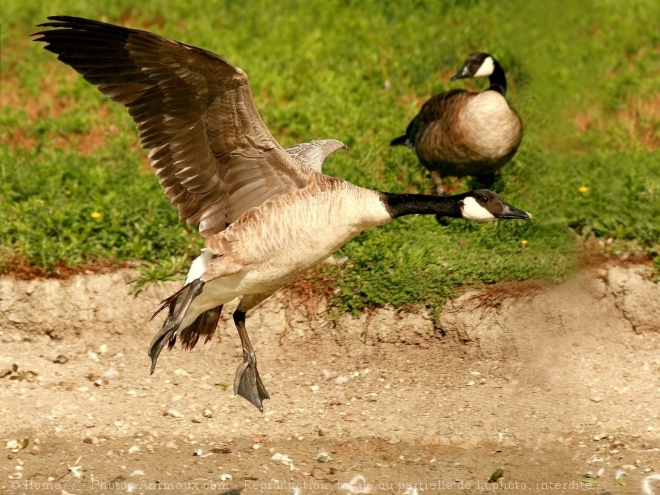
[1,265,659,495]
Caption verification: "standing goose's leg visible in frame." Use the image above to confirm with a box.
[429,170,449,224]
[430,170,445,196]
[232,295,270,411]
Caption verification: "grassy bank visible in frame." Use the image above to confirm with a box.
[1,0,659,311]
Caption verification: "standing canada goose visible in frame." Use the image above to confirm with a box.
[34,17,532,411]
[391,52,523,195]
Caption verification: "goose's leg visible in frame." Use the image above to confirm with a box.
[232,295,270,411]
[430,170,445,196]
[428,170,452,224]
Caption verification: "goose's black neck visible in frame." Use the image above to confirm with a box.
[379,192,465,219]
[488,60,507,96]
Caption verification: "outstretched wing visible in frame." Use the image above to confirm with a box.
[33,16,311,236]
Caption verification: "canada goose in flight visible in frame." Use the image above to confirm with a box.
[34,17,532,411]
[391,52,523,195]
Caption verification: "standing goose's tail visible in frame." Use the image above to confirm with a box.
[390,135,408,147]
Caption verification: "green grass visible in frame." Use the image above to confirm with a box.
[1,0,659,312]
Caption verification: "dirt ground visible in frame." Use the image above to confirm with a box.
[0,265,659,495]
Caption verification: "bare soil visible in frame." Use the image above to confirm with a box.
[1,265,659,495]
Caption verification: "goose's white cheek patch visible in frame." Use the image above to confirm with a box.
[473,56,495,78]
[461,196,496,221]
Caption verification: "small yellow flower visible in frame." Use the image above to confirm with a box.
[578,186,589,194]
[91,211,102,220]
[521,239,528,248]
[64,190,72,196]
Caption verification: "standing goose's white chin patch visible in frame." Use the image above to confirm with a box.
[461,196,496,221]
[473,56,495,78]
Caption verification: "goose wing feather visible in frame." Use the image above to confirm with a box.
[284,139,347,172]
[405,89,467,144]
[34,16,310,236]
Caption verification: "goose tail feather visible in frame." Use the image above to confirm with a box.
[148,279,206,373]
[180,305,223,351]
[390,135,408,147]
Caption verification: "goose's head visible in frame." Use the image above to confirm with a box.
[451,52,495,80]
[460,189,532,221]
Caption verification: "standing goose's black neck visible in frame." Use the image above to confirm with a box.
[488,60,507,96]
[379,192,465,219]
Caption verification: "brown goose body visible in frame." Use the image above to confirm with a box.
[392,53,523,194]
[407,89,522,177]
[34,19,532,411]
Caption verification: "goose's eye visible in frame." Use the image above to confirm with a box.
[480,196,489,203]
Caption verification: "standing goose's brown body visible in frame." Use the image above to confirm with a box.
[34,18,532,411]
[392,53,523,195]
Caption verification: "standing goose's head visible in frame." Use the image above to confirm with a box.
[459,189,531,220]
[450,52,507,96]
[451,52,496,80]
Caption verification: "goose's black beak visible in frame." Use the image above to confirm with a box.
[497,202,533,220]
[450,66,471,81]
